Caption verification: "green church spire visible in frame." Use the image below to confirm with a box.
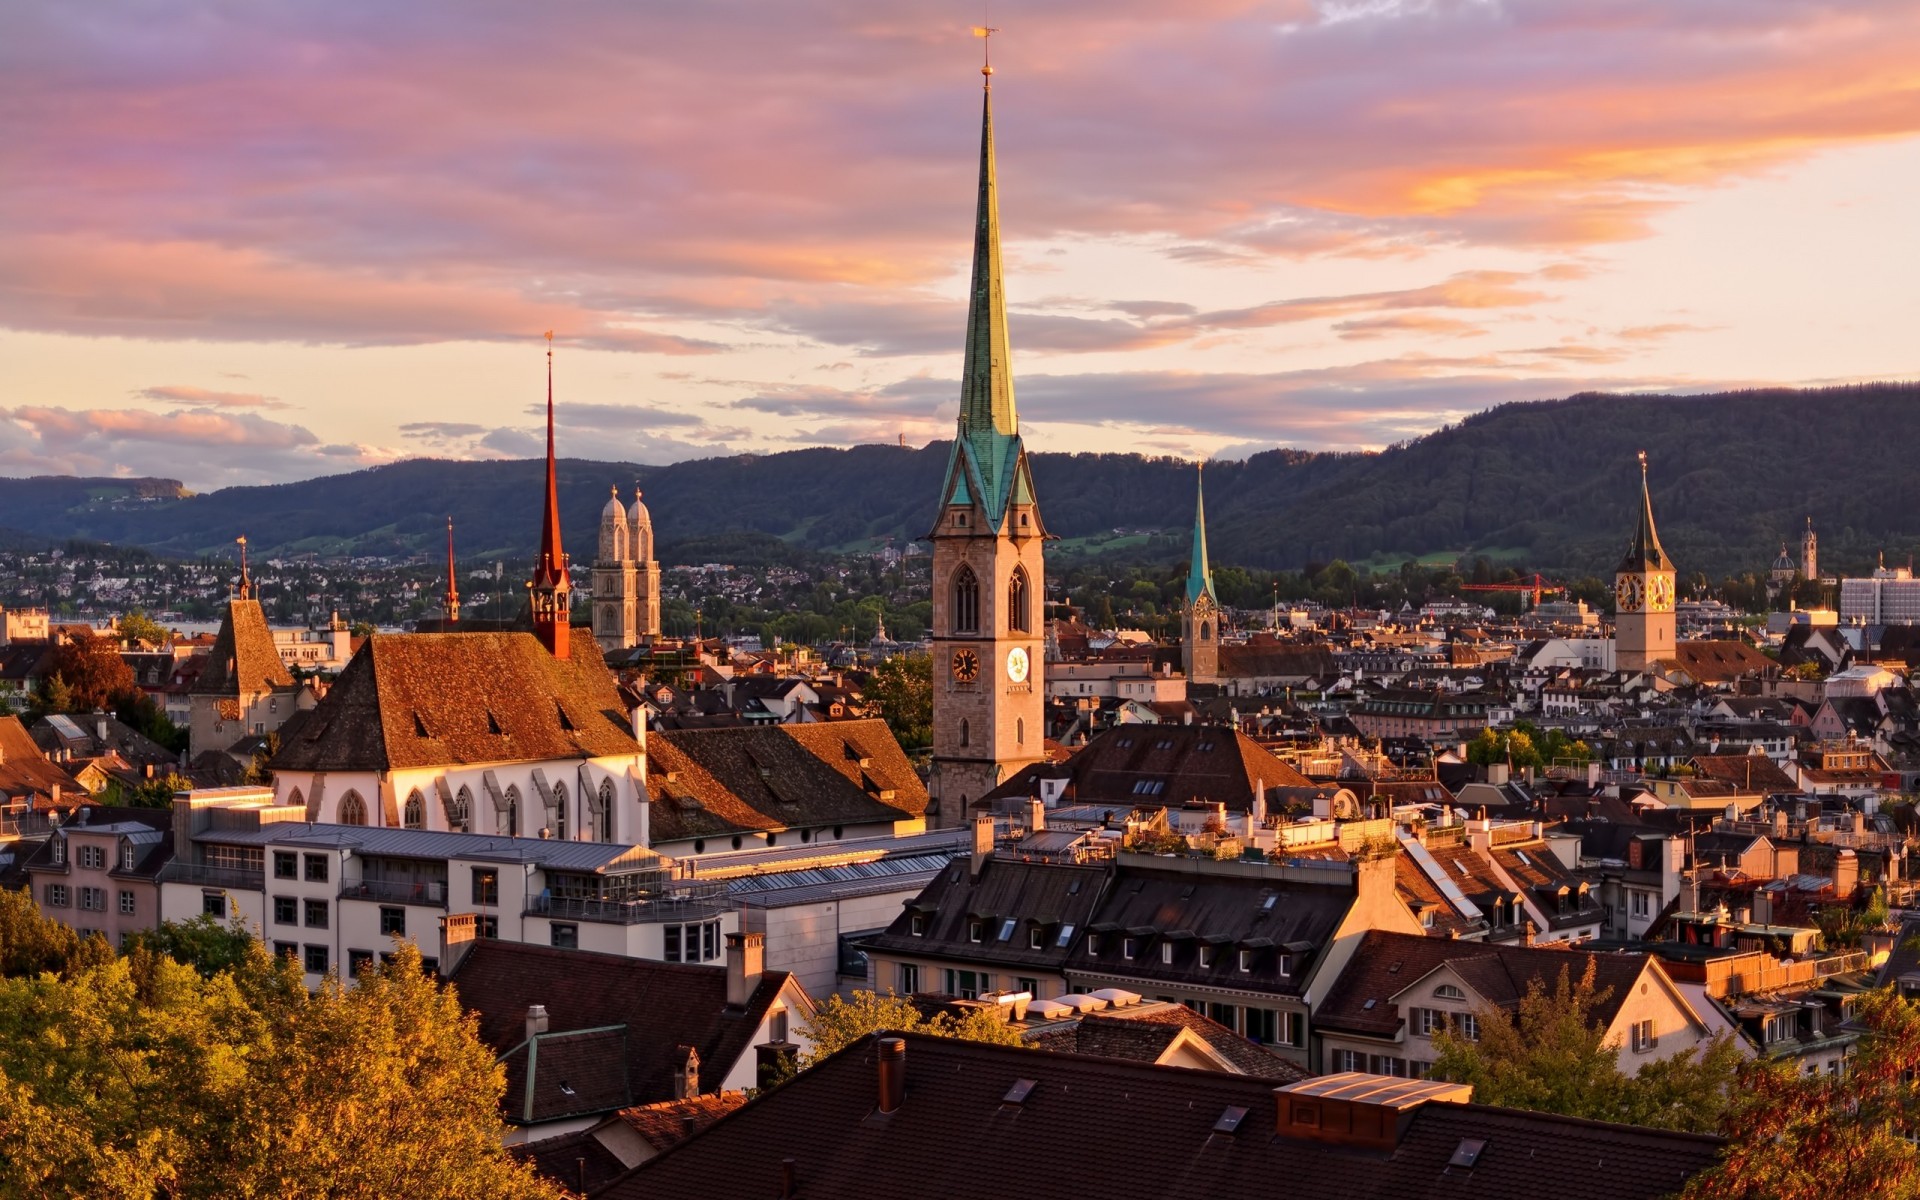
[1187,463,1216,607]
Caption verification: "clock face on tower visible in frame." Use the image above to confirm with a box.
[1615,576,1645,611]
[1006,646,1031,684]
[950,647,980,683]
[1648,575,1673,611]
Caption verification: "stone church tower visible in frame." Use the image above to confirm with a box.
[1182,465,1219,686]
[1802,516,1818,584]
[926,63,1047,828]
[592,486,662,652]
[1614,452,1676,673]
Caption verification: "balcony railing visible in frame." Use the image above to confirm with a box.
[0,811,58,838]
[527,882,730,926]
[158,862,265,891]
[340,878,448,907]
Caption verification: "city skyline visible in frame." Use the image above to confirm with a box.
[4,1,1919,489]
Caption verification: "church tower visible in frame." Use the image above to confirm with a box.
[1614,451,1675,672]
[630,488,663,641]
[593,488,637,652]
[528,334,572,660]
[1182,465,1219,686]
[926,57,1047,828]
[1802,516,1818,584]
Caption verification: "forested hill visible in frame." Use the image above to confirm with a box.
[2,382,1915,578]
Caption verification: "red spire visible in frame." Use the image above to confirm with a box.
[443,516,460,623]
[529,332,571,658]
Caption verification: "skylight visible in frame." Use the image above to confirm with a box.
[1056,923,1076,947]
[998,919,1017,942]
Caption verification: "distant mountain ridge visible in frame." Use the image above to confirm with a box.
[2,383,1915,578]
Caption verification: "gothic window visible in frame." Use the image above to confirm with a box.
[503,786,521,837]
[952,565,980,634]
[452,786,473,834]
[593,780,615,842]
[960,719,970,748]
[403,789,426,830]
[288,787,305,812]
[1200,621,1212,642]
[1016,717,1025,745]
[1007,566,1030,634]
[337,791,368,826]
[551,782,568,840]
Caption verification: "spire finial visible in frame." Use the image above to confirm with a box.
[973,24,997,83]
[235,535,251,600]
[531,331,570,658]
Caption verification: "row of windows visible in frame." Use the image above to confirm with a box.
[312,780,617,840]
[1330,1050,1432,1078]
[44,883,137,915]
[948,565,1031,635]
[273,943,440,978]
[664,920,723,963]
[1409,1007,1481,1041]
[50,840,140,871]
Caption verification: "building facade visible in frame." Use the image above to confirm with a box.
[927,73,1047,827]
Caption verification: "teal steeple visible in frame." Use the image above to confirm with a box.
[1187,464,1216,607]
[939,62,1028,529]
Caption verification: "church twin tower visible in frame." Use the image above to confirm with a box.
[927,64,1048,823]
[592,487,661,652]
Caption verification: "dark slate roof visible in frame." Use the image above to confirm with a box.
[191,598,294,696]
[1876,915,1920,989]
[983,723,1309,811]
[1316,930,1653,1038]
[269,632,638,772]
[449,941,790,1121]
[1029,1005,1308,1082]
[1063,860,1355,997]
[508,1126,631,1195]
[595,1033,1722,1200]
[861,856,1109,970]
[646,720,925,842]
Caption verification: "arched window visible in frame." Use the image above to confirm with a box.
[595,780,615,842]
[951,565,980,634]
[452,786,473,834]
[1007,566,1030,633]
[503,785,521,837]
[1200,620,1212,642]
[1016,717,1025,745]
[551,782,568,840]
[403,789,426,830]
[960,719,970,748]
[288,786,305,813]
[338,790,367,826]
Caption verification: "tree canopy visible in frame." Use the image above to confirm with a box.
[866,652,932,750]
[0,898,563,1200]
[1430,959,1740,1134]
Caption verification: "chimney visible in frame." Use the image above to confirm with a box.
[1275,1075,1472,1149]
[525,1004,549,1043]
[1752,889,1773,926]
[1251,779,1268,826]
[94,711,108,743]
[876,1037,906,1113]
[1834,850,1860,900]
[780,1159,797,1200]
[438,912,479,977]
[672,1045,700,1099]
[1586,760,1602,788]
[726,931,765,1008]
[1027,798,1045,835]
[971,814,995,878]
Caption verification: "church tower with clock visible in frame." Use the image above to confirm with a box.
[925,57,1048,828]
[1614,451,1676,672]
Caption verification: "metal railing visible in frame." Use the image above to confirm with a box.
[158,862,264,891]
[0,811,58,838]
[340,878,448,907]
[526,881,730,926]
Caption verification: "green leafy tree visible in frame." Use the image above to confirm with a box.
[123,915,257,979]
[27,673,75,721]
[243,731,282,786]
[117,609,168,647]
[793,989,1026,1072]
[114,688,187,755]
[0,888,114,980]
[1684,988,1920,1200]
[867,652,932,749]
[1430,959,1739,1133]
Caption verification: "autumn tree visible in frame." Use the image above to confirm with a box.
[1685,987,1920,1200]
[38,632,136,713]
[1430,959,1740,1134]
[117,609,168,648]
[867,652,932,749]
[793,989,1025,1071]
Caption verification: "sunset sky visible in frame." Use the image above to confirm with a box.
[3,1,1918,490]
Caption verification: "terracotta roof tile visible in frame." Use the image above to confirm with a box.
[647,720,925,842]
[191,598,293,696]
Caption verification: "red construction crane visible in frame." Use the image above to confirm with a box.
[1459,573,1564,608]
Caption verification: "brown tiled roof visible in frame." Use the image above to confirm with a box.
[270,632,637,772]
[616,1092,749,1151]
[449,941,791,1122]
[1217,644,1336,681]
[191,598,293,696]
[983,723,1309,810]
[1669,640,1775,684]
[1690,754,1796,793]
[596,1033,1722,1200]
[1394,852,1482,938]
[1316,930,1653,1038]
[0,715,83,801]
[646,720,925,842]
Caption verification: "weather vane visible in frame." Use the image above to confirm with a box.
[972,23,998,78]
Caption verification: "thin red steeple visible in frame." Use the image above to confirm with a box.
[529,332,571,658]
[443,516,460,624]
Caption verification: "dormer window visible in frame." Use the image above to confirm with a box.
[1028,926,1044,950]
[120,842,135,871]
[51,838,65,866]
[1123,937,1138,960]
[1199,946,1214,968]
[969,920,984,943]
[1161,941,1174,965]
[910,913,926,937]
[1238,949,1253,973]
